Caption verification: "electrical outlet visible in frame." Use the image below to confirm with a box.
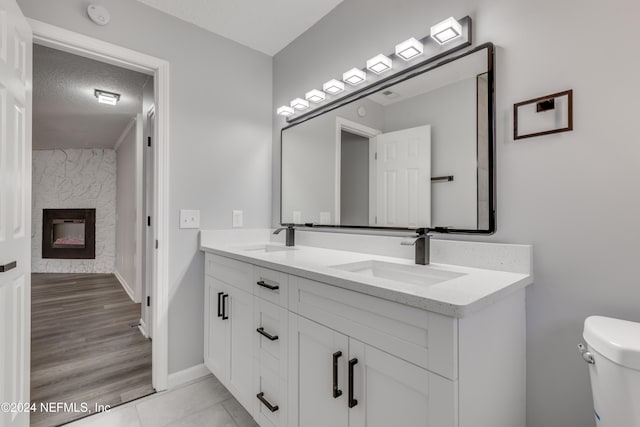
[232,210,243,228]
[179,209,200,229]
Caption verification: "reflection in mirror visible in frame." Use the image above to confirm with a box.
[281,44,494,232]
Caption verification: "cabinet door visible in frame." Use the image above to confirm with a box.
[289,315,349,427]
[204,276,229,382]
[348,339,456,427]
[226,286,255,410]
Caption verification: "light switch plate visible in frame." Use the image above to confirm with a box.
[232,210,243,228]
[180,209,200,229]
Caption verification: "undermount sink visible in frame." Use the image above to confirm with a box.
[238,244,297,253]
[330,260,465,287]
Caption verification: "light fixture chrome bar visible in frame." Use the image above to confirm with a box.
[285,16,472,124]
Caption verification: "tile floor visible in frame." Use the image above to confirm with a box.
[63,375,258,427]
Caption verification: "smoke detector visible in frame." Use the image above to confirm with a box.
[87,4,110,26]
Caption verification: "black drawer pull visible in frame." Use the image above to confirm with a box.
[217,292,224,318]
[256,327,278,341]
[256,280,279,291]
[222,293,229,320]
[0,261,16,273]
[333,351,343,398]
[348,358,358,408]
[256,392,279,412]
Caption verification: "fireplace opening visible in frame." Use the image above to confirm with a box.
[43,209,96,259]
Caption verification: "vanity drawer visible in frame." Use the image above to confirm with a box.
[205,253,253,293]
[253,362,287,427]
[254,266,289,308]
[254,297,289,379]
[289,276,458,380]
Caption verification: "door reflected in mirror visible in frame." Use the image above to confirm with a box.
[281,44,494,233]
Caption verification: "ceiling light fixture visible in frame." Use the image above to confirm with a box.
[343,68,366,86]
[94,89,120,105]
[430,17,462,45]
[305,89,326,103]
[366,54,393,74]
[290,98,310,110]
[277,105,295,116]
[323,79,345,95]
[395,37,424,61]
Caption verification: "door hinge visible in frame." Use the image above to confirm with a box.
[375,216,378,224]
[374,152,378,160]
[147,216,151,227]
[155,240,158,249]
[147,136,151,147]
[146,296,151,307]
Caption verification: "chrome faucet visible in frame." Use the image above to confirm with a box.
[273,225,295,247]
[401,228,430,265]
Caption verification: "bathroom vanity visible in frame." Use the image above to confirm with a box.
[200,33,527,427]
[200,231,532,427]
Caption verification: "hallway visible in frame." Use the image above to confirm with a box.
[30,273,153,427]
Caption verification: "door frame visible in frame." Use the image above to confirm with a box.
[27,19,170,391]
[334,117,381,226]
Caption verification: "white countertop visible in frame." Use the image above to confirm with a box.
[199,231,533,318]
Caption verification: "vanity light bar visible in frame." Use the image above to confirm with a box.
[395,37,424,61]
[290,98,310,110]
[366,54,392,74]
[276,16,469,117]
[343,68,366,86]
[277,105,295,116]
[305,89,326,103]
[323,79,345,95]
[430,17,462,45]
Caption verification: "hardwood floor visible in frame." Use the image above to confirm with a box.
[31,273,154,427]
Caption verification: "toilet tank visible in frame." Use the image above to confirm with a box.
[583,316,640,427]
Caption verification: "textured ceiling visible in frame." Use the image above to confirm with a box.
[135,0,344,55]
[33,44,149,150]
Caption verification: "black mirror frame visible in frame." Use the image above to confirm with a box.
[280,42,496,235]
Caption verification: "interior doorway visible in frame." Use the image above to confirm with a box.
[30,43,155,427]
[28,20,170,397]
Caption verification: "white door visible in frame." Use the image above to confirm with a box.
[373,125,431,227]
[143,108,154,337]
[289,315,349,427]
[0,1,31,427]
[226,286,254,411]
[204,277,229,381]
[348,339,456,427]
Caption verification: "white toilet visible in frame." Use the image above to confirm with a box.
[582,316,640,427]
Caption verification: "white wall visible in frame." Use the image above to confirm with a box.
[115,117,143,302]
[273,1,640,426]
[18,0,273,374]
[32,149,116,273]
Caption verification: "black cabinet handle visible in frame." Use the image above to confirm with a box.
[217,292,224,318]
[348,358,358,408]
[222,294,229,320]
[0,261,16,273]
[333,351,343,398]
[256,392,279,412]
[257,280,279,291]
[256,327,278,341]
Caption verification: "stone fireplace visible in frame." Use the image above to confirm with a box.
[42,209,96,259]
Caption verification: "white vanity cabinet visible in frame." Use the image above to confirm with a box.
[204,255,255,411]
[204,252,526,427]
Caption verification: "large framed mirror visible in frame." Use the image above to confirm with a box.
[281,43,495,234]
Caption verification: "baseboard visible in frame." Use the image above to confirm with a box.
[114,270,138,303]
[138,318,149,338]
[168,364,210,389]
